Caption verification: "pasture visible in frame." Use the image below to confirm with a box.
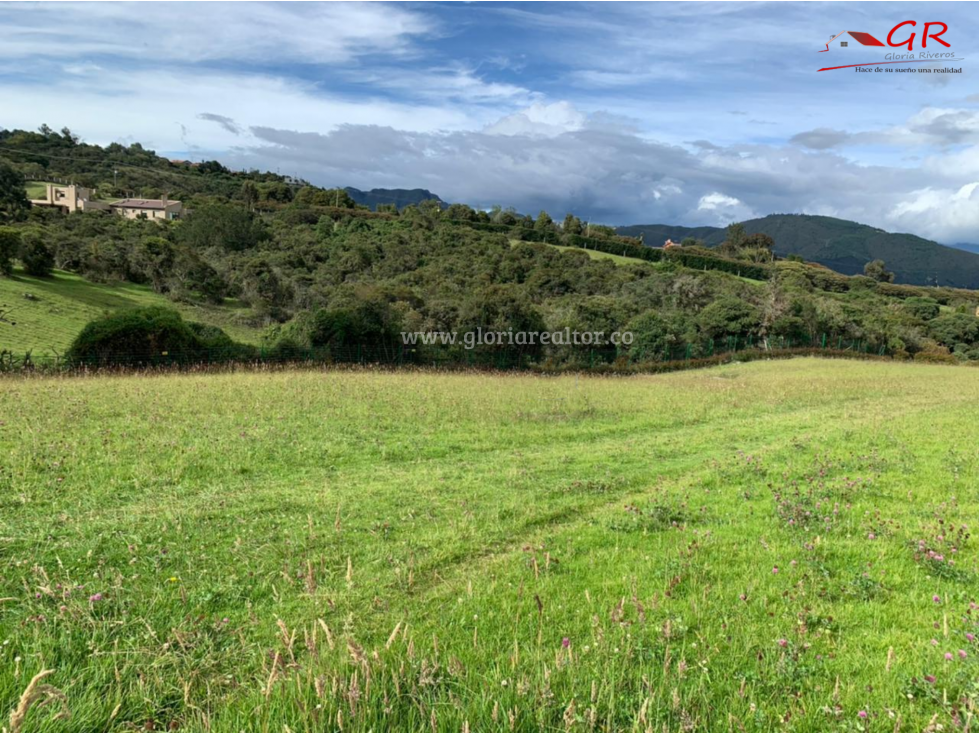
[0,268,262,357]
[1,359,977,731]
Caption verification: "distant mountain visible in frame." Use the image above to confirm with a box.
[344,187,444,211]
[618,214,979,289]
[951,242,979,255]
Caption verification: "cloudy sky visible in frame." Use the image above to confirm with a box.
[3,1,979,240]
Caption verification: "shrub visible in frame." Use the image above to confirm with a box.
[66,306,248,366]
[903,297,940,321]
[913,347,959,365]
[928,312,979,348]
[697,296,761,339]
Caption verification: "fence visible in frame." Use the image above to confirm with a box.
[0,333,890,374]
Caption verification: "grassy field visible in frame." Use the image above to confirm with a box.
[24,182,53,200]
[0,268,263,356]
[1,359,978,732]
[511,239,648,266]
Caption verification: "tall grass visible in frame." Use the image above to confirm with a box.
[1,358,977,731]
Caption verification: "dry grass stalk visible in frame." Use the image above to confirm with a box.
[8,669,69,734]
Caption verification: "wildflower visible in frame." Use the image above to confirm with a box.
[772,566,779,574]
[561,637,570,649]
[778,638,788,648]
[89,593,103,602]
[739,594,747,602]
[931,639,939,646]
[858,710,868,719]
[959,649,967,659]
[945,652,953,661]
[925,675,936,684]
[168,576,178,583]
[933,595,941,603]
[868,532,876,540]
[966,633,975,642]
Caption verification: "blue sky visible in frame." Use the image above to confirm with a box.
[3,2,979,240]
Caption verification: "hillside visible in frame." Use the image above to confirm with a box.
[618,214,979,289]
[3,130,979,366]
[344,187,444,211]
[0,268,261,356]
[0,126,301,203]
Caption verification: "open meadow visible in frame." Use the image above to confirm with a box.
[1,358,978,732]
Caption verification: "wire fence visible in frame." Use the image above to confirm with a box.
[0,333,890,374]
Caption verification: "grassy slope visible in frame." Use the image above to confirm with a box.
[1,359,977,731]
[24,181,53,199]
[511,238,649,266]
[0,267,263,355]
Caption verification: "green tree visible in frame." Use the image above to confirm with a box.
[240,181,259,210]
[18,231,54,277]
[0,226,20,276]
[697,296,760,340]
[562,213,583,236]
[178,204,268,252]
[534,210,554,231]
[718,222,747,257]
[0,162,30,222]
[294,187,356,209]
[864,259,895,283]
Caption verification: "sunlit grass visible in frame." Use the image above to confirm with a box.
[1,358,977,731]
[0,268,263,356]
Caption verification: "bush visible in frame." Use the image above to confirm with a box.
[19,231,55,277]
[697,296,761,339]
[66,306,249,366]
[913,347,959,364]
[903,297,940,321]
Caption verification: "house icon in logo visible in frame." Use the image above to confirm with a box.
[820,31,886,52]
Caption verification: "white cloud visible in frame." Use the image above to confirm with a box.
[485,102,585,137]
[696,192,754,224]
[0,2,434,64]
[0,68,475,153]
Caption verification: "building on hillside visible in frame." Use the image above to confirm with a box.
[109,196,183,221]
[29,183,109,214]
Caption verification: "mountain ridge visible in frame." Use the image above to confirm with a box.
[344,187,444,211]
[617,214,979,289]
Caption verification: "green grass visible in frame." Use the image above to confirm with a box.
[0,268,263,356]
[511,239,648,266]
[2,359,978,731]
[24,181,54,200]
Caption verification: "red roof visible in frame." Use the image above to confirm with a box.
[820,31,886,52]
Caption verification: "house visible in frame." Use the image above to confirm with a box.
[109,196,183,221]
[821,31,886,52]
[29,183,109,214]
